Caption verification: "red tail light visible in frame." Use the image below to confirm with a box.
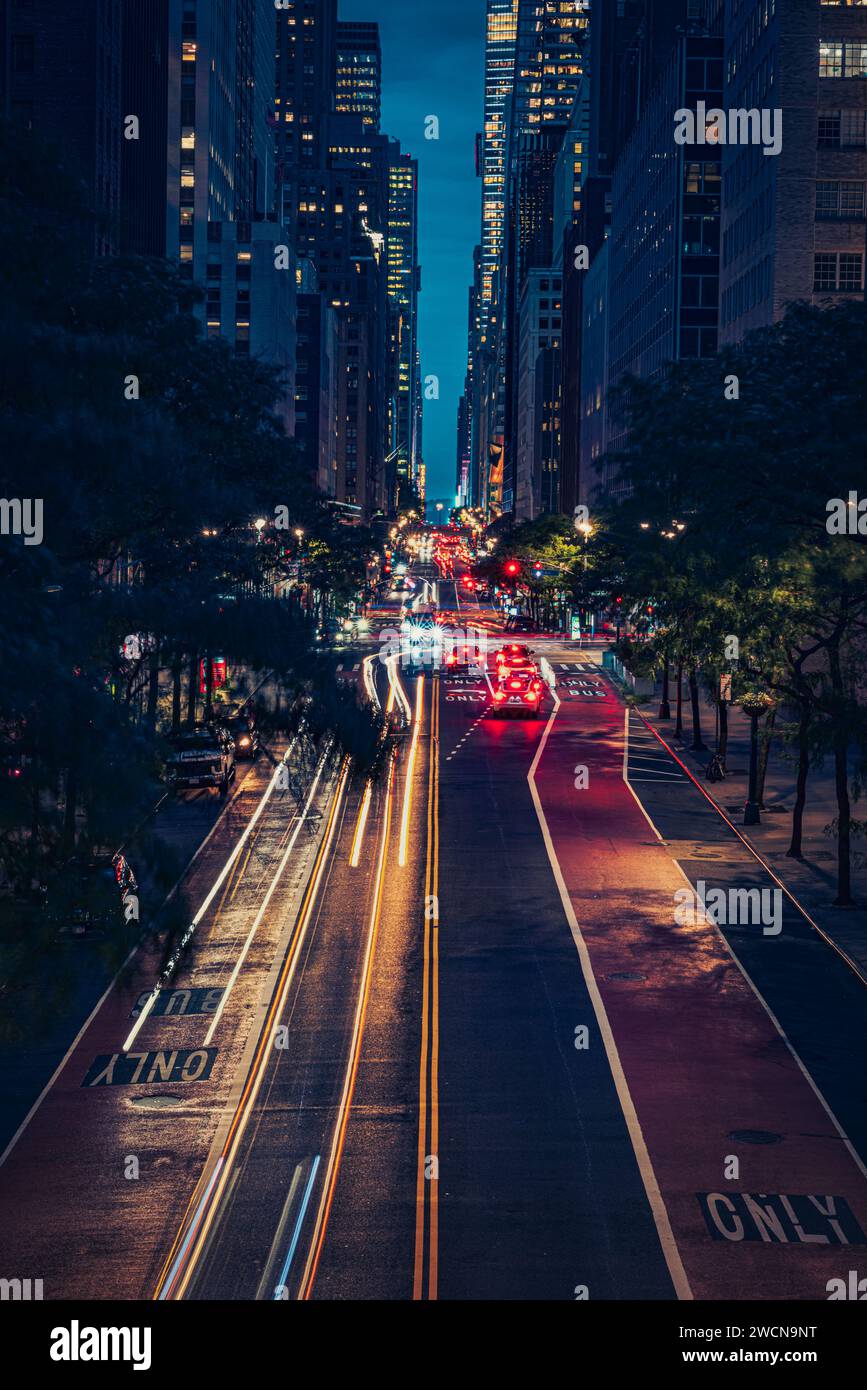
[524,693,537,704]
[493,691,505,702]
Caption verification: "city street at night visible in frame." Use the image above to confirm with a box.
[2,0,867,1369]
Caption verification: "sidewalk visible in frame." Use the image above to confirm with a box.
[640,679,867,977]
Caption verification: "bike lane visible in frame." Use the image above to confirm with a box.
[531,674,867,1301]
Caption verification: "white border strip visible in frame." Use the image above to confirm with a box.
[527,692,693,1300]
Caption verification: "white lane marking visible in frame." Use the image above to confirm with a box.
[622,711,867,1184]
[201,754,331,1046]
[124,743,323,1053]
[160,765,350,1300]
[296,757,395,1299]
[0,752,281,1166]
[528,695,692,1301]
[622,710,666,845]
[629,776,690,783]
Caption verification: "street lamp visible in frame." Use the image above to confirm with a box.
[740,690,774,826]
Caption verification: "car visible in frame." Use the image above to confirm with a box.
[165,723,236,795]
[46,852,140,938]
[493,643,537,679]
[402,607,441,668]
[492,670,545,718]
[443,638,484,673]
[223,707,260,759]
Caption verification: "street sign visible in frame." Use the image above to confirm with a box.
[199,657,227,693]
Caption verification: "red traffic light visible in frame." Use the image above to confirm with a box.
[505,560,519,575]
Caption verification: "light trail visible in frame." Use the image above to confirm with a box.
[387,652,412,726]
[273,1156,320,1298]
[398,675,425,868]
[362,653,380,710]
[413,678,440,1299]
[153,761,350,1301]
[202,751,331,1046]
[298,754,397,1300]
[122,736,303,1054]
[349,782,373,868]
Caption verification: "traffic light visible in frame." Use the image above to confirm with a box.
[615,596,623,607]
[505,560,519,576]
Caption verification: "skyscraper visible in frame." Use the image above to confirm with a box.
[719,0,867,344]
[274,0,338,230]
[501,0,588,512]
[479,0,519,344]
[335,21,382,132]
[1,0,124,257]
[165,1,297,427]
[386,148,421,497]
[166,0,276,266]
[511,0,588,131]
[318,112,392,518]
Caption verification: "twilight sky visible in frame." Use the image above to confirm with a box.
[340,0,486,500]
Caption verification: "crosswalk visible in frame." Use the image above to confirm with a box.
[626,713,689,784]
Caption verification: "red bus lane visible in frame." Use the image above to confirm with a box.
[530,674,867,1301]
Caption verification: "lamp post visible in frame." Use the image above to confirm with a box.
[576,520,592,630]
[659,658,671,720]
[740,691,773,826]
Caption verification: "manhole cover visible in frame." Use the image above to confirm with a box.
[129,1095,183,1111]
[608,971,647,981]
[728,1129,784,1145]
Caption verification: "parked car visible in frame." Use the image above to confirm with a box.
[165,724,236,795]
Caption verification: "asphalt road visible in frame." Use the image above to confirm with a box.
[1,556,866,1301]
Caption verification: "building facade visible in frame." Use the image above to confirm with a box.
[1,0,124,256]
[514,266,562,518]
[719,0,867,344]
[606,32,723,464]
[335,20,381,131]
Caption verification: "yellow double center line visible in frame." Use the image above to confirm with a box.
[413,676,440,1299]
